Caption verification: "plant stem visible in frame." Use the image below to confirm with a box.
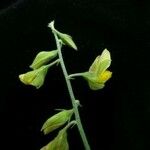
[47,58,60,68]
[53,31,91,150]
[65,120,77,130]
[68,72,85,79]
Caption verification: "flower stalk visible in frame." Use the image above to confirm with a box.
[52,30,91,150]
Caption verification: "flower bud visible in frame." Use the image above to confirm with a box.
[19,65,49,89]
[48,21,77,50]
[30,50,58,69]
[40,127,69,150]
[56,32,77,50]
[41,109,73,135]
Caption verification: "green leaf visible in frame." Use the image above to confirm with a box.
[30,50,58,69]
[41,109,74,135]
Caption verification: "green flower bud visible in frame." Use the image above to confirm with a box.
[19,65,49,89]
[55,31,77,50]
[41,109,74,135]
[30,50,58,69]
[40,127,69,150]
[48,21,77,50]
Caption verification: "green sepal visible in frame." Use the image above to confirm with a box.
[80,72,105,90]
[30,50,58,69]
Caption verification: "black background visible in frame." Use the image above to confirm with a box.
[0,0,150,150]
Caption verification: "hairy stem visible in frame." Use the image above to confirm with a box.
[52,31,91,150]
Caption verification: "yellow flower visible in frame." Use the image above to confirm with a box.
[83,49,112,90]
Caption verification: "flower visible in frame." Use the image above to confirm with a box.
[82,49,112,90]
[40,128,69,150]
[19,65,49,89]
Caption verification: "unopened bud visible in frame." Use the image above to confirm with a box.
[41,109,74,135]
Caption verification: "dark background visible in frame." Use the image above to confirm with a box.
[0,0,150,150]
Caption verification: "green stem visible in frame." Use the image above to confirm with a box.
[47,58,60,68]
[52,31,91,150]
[68,72,85,79]
[65,120,77,130]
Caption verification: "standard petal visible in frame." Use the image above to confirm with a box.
[89,49,111,75]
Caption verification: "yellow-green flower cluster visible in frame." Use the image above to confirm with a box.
[19,50,58,89]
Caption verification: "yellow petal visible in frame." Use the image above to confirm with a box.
[98,70,112,83]
[89,49,111,75]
